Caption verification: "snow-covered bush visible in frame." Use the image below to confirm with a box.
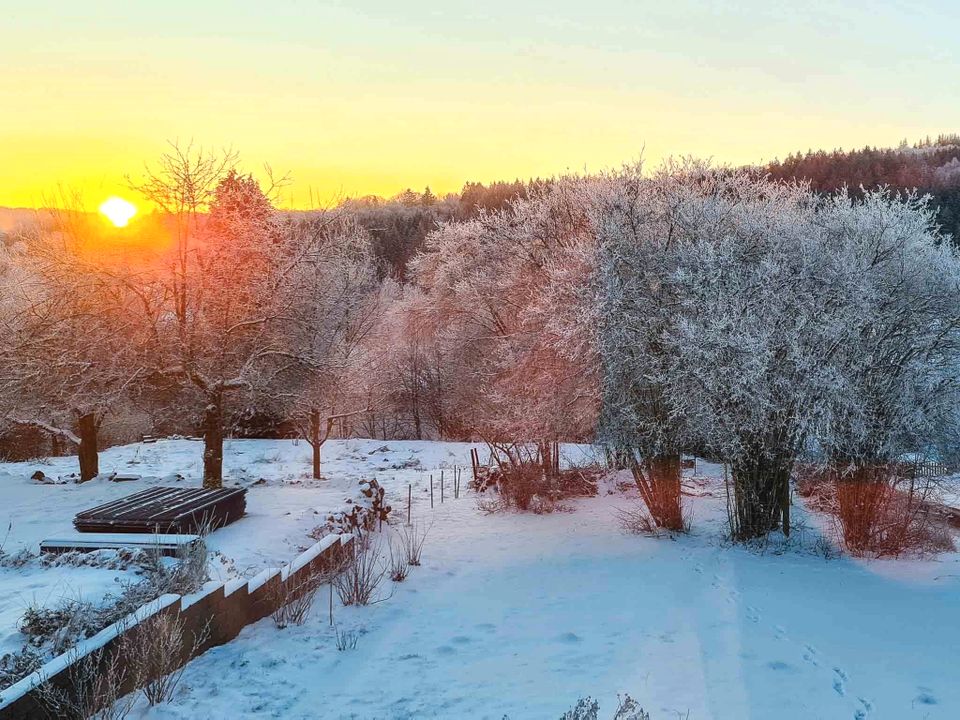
[127,611,207,706]
[542,694,651,720]
[0,546,34,568]
[35,642,136,720]
[334,535,390,606]
[397,520,429,566]
[271,568,326,628]
[3,542,209,691]
[334,626,360,651]
[0,646,44,691]
[317,477,392,535]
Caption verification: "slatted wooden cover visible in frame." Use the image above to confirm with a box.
[73,486,246,534]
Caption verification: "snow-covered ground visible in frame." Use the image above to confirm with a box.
[0,438,560,661]
[3,441,960,718]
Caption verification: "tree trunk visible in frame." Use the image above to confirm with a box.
[203,396,224,489]
[412,398,422,440]
[77,413,99,483]
[310,409,322,480]
[781,471,791,537]
[632,453,684,530]
[730,452,792,541]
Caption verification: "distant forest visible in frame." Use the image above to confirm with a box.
[345,135,960,279]
[766,134,960,244]
[339,179,531,280]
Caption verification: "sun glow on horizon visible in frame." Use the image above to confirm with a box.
[99,196,137,228]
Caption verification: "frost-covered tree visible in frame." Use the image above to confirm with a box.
[818,189,960,464]
[279,213,380,478]
[598,164,960,541]
[411,176,598,461]
[128,145,377,487]
[654,166,849,539]
[0,203,145,481]
[591,164,695,529]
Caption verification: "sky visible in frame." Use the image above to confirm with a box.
[2,0,959,209]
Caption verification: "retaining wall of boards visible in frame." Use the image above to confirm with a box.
[0,532,354,719]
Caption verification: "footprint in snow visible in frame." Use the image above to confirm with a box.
[557,632,582,643]
[436,645,457,655]
[913,689,937,706]
[766,660,796,672]
[832,667,846,696]
[853,696,874,720]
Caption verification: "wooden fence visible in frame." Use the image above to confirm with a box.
[0,533,353,719]
[910,460,951,478]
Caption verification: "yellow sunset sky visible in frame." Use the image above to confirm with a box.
[2,1,958,209]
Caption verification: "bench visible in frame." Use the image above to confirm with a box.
[40,533,201,557]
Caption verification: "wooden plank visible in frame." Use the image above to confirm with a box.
[40,533,201,556]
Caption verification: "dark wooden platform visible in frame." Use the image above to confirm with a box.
[73,486,247,534]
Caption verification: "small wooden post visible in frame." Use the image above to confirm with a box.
[430,474,434,508]
[470,448,479,484]
[407,484,412,525]
[329,579,334,626]
[441,469,444,503]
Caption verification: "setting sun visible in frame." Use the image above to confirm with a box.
[99,196,137,227]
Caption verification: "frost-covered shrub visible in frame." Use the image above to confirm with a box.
[551,695,651,720]
[0,546,35,568]
[794,463,954,557]
[41,548,147,570]
[19,601,95,654]
[334,626,360,651]
[612,695,651,720]
[0,646,44,689]
[316,477,392,535]
[481,462,597,513]
[270,568,325,629]
[497,463,545,511]
[833,466,954,558]
[397,520,429,566]
[139,539,209,596]
[334,535,389,606]
[561,697,599,720]
[128,611,207,706]
[387,538,409,582]
[35,643,135,720]
[8,541,209,690]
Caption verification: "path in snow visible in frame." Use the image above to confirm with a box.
[138,458,960,720]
